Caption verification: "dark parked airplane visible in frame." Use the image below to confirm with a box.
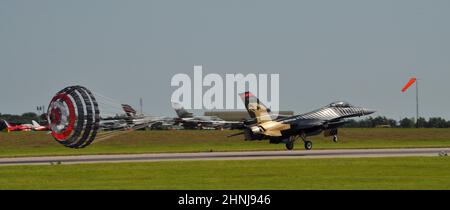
[172,102,243,130]
[229,92,375,150]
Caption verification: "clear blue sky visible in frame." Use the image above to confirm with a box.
[1,0,450,120]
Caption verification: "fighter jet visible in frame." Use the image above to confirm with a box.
[31,120,50,131]
[172,102,243,130]
[99,118,128,131]
[120,104,175,130]
[1,120,33,132]
[229,92,375,150]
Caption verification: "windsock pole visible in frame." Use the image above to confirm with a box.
[401,77,419,128]
[415,79,419,128]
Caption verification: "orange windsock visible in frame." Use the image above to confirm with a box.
[401,77,416,92]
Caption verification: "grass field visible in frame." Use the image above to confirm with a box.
[0,156,449,189]
[1,128,450,157]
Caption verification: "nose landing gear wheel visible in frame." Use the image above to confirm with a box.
[304,141,313,150]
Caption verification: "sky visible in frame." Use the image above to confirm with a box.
[1,0,450,120]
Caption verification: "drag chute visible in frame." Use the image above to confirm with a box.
[47,85,151,149]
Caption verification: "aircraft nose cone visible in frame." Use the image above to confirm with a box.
[362,108,376,116]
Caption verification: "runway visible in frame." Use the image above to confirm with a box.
[0,148,448,166]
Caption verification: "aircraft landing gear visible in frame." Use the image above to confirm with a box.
[286,141,294,150]
[304,141,313,150]
[300,133,313,150]
[285,135,297,150]
[284,134,314,150]
[333,135,338,143]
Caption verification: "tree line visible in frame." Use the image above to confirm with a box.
[2,112,450,128]
[0,112,47,125]
[344,116,450,128]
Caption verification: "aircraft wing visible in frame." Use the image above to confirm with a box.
[291,119,326,129]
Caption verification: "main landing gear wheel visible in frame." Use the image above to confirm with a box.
[300,133,313,150]
[286,142,294,150]
[304,141,313,150]
[333,135,338,143]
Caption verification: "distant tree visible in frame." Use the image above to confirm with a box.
[371,116,386,127]
[22,112,38,119]
[343,119,358,128]
[399,118,415,128]
[0,114,16,123]
[0,112,41,124]
[357,116,396,128]
[427,117,448,128]
[366,117,376,127]
[334,116,449,128]
[387,119,398,128]
[356,117,372,128]
[417,117,427,128]
[39,113,47,120]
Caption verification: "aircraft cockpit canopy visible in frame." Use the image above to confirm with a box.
[328,101,352,108]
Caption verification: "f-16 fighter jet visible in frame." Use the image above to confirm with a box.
[121,104,175,130]
[229,92,375,150]
[172,102,243,130]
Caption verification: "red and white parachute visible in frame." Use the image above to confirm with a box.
[47,85,155,149]
[47,86,100,148]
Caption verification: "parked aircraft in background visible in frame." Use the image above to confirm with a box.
[99,118,128,131]
[121,104,175,130]
[31,120,50,131]
[229,92,375,150]
[1,120,33,132]
[171,102,243,130]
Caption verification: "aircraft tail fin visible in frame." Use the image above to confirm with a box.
[121,104,138,125]
[121,104,137,118]
[3,120,9,127]
[32,120,41,127]
[171,102,194,118]
[239,92,273,123]
[2,120,11,132]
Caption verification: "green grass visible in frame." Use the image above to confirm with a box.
[0,157,449,189]
[1,128,450,157]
